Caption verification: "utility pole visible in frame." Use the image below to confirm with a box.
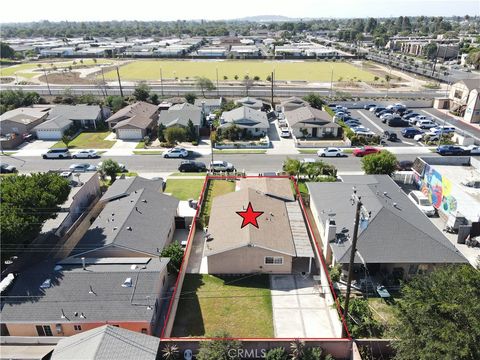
[43,68,52,96]
[216,67,219,97]
[329,68,334,98]
[270,71,274,109]
[342,189,363,338]
[160,68,164,97]
[101,67,108,97]
[116,66,124,97]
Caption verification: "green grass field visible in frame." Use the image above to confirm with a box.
[102,60,375,82]
[52,131,116,149]
[165,178,205,200]
[172,274,273,337]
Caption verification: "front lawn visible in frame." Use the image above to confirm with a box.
[172,274,274,337]
[52,131,116,149]
[164,179,205,200]
[170,172,207,177]
[133,150,164,155]
[200,179,236,219]
[213,149,267,154]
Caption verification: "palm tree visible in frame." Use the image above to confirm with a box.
[161,344,179,360]
[282,158,303,179]
[289,340,305,360]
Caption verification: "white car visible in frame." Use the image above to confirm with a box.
[163,147,188,158]
[210,160,235,172]
[317,147,345,157]
[462,145,480,155]
[408,191,436,217]
[69,163,97,172]
[280,128,291,138]
[416,119,437,129]
[431,125,455,134]
[72,149,99,159]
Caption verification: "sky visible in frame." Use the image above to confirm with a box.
[0,0,478,23]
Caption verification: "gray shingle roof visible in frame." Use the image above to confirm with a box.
[158,103,202,127]
[1,257,169,323]
[33,116,72,130]
[47,104,102,122]
[307,175,467,264]
[106,102,158,123]
[235,97,265,109]
[71,188,178,257]
[101,176,164,202]
[0,106,51,124]
[194,98,223,107]
[285,106,339,129]
[220,106,269,129]
[50,325,160,360]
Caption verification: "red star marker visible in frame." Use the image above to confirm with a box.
[236,202,264,229]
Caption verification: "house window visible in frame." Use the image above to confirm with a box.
[36,325,53,336]
[74,325,82,331]
[454,90,463,99]
[265,256,284,265]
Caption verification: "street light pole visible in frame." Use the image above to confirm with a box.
[116,66,124,97]
[43,68,52,96]
[216,67,219,97]
[342,189,363,338]
[160,68,164,97]
[329,67,334,98]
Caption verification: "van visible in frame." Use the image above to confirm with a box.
[416,119,436,129]
[42,148,71,159]
[408,191,435,216]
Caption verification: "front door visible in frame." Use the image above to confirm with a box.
[311,128,318,137]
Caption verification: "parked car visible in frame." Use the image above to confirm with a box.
[383,131,398,141]
[42,148,71,159]
[403,112,420,120]
[280,128,291,138]
[414,133,440,142]
[22,133,35,142]
[363,104,376,110]
[462,145,480,155]
[436,145,468,156]
[210,160,235,172]
[317,147,345,157]
[344,119,362,127]
[380,113,396,122]
[163,147,189,158]
[72,149,99,159]
[178,160,207,172]
[377,109,394,118]
[462,180,480,188]
[0,163,17,173]
[396,160,413,171]
[352,146,380,157]
[374,107,386,116]
[97,161,126,172]
[350,125,370,132]
[387,117,409,127]
[416,119,437,129]
[401,127,423,138]
[69,163,97,172]
[431,125,455,134]
[408,191,436,217]
[334,105,348,112]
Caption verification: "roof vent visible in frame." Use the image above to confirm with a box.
[113,227,118,231]
[80,313,86,319]
[88,285,96,295]
[40,279,51,289]
[54,265,62,271]
[142,199,147,203]
[61,309,67,319]
[112,213,115,217]
[126,226,132,231]
[131,264,137,270]
[122,277,132,287]
[74,312,78,317]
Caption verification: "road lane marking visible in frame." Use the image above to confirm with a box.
[356,110,384,133]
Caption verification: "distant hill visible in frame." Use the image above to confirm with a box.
[231,15,308,22]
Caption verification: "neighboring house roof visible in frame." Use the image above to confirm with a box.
[33,116,72,130]
[306,175,467,265]
[101,176,164,202]
[279,97,308,111]
[235,97,265,109]
[194,98,223,108]
[220,106,269,129]
[0,106,52,125]
[47,104,102,122]
[455,79,479,92]
[50,325,160,360]
[0,257,169,323]
[206,188,296,257]
[237,177,295,202]
[107,102,158,131]
[158,102,202,127]
[285,106,339,128]
[71,188,179,257]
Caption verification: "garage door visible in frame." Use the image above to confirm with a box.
[36,130,63,140]
[117,128,142,140]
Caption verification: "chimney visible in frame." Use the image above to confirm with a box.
[81,257,86,270]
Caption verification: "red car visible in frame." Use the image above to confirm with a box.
[352,146,381,157]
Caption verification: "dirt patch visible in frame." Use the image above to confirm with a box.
[38,71,95,85]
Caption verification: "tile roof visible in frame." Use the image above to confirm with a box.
[1,257,169,323]
[71,188,178,257]
[307,175,467,264]
[50,325,160,360]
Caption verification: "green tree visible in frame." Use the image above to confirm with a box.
[197,331,242,360]
[105,95,126,113]
[185,92,197,104]
[303,93,324,109]
[157,123,167,142]
[186,119,197,142]
[149,93,159,105]
[265,347,288,360]
[290,340,305,360]
[99,159,122,182]
[133,82,151,102]
[160,241,184,274]
[466,49,480,70]
[223,124,242,141]
[161,344,180,360]
[283,158,303,178]
[195,76,215,97]
[61,135,72,148]
[0,42,15,58]
[0,173,70,263]
[361,150,397,175]
[164,126,187,145]
[393,265,480,360]
[423,43,438,60]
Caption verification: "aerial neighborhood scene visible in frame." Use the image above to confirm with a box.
[1,0,480,359]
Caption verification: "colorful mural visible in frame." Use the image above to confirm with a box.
[418,164,458,214]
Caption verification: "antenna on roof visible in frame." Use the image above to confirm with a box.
[88,285,96,295]
[61,309,68,320]
[80,313,86,319]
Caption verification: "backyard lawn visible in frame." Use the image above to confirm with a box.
[102,60,376,82]
[172,274,274,337]
[164,179,206,200]
[52,131,116,149]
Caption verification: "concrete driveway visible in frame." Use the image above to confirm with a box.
[266,120,298,155]
[15,140,57,156]
[270,274,337,338]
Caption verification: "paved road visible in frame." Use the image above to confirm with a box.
[1,152,436,174]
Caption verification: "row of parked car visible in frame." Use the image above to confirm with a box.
[42,148,100,159]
